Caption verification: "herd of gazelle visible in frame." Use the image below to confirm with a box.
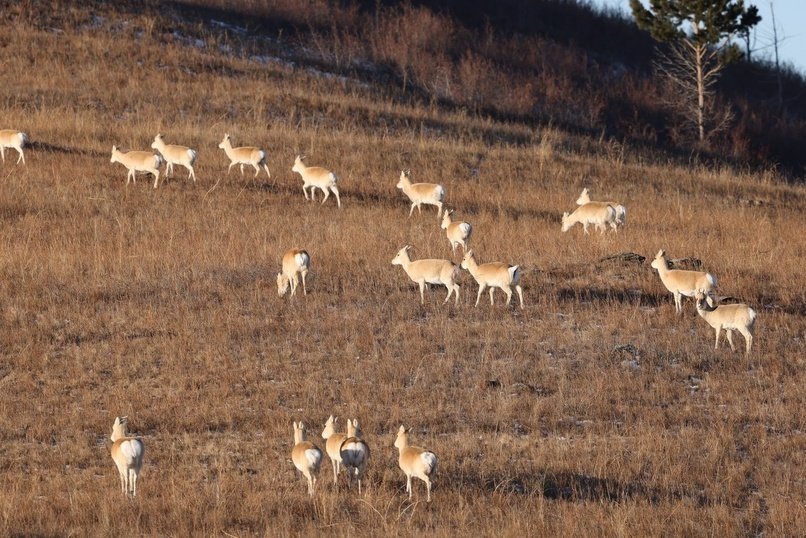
[292,418,433,500]
[6,128,759,502]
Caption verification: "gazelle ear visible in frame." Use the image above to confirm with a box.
[398,425,406,433]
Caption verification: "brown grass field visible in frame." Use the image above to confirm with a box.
[0,3,804,536]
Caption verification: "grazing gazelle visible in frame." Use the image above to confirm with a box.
[277,248,310,298]
[651,250,717,313]
[292,155,341,208]
[340,419,370,494]
[394,425,437,502]
[0,130,29,165]
[321,415,348,486]
[460,250,524,309]
[151,133,197,182]
[110,416,145,498]
[391,245,460,305]
[292,421,323,496]
[695,290,756,355]
[561,203,618,234]
[110,146,163,188]
[441,209,473,254]
[575,188,627,227]
[217,133,270,178]
[396,170,444,218]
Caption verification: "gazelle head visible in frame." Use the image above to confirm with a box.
[440,209,454,229]
[394,425,408,449]
[650,249,667,271]
[110,416,128,442]
[110,146,119,163]
[694,288,716,309]
[292,155,305,173]
[460,249,475,270]
[391,245,412,266]
[276,273,290,297]
[575,187,589,205]
[396,170,411,189]
[348,418,362,438]
[151,133,163,149]
[322,415,337,439]
[293,421,308,444]
[217,133,230,149]
[560,212,572,232]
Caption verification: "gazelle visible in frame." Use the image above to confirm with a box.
[561,203,618,234]
[460,250,524,309]
[396,170,444,218]
[110,416,145,498]
[292,421,323,496]
[651,250,717,313]
[441,209,473,254]
[0,130,29,165]
[391,245,460,305]
[110,146,163,188]
[340,419,370,494]
[321,415,348,486]
[695,290,756,355]
[292,155,341,208]
[575,188,627,226]
[217,133,270,178]
[151,133,197,182]
[394,425,437,502]
[277,248,310,298]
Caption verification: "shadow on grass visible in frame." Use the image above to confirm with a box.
[461,471,709,506]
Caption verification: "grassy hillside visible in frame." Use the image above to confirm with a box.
[0,1,804,535]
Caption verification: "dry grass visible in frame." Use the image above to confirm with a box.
[0,3,804,536]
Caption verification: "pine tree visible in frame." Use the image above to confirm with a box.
[629,0,761,142]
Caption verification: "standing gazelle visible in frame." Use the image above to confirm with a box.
[321,415,348,486]
[394,425,438,502]
[217,133,270,178]
[391,246,460,305]
[292,421,323,496]
[110,146,163,188]
[695,290,756,355]
[340,419,370,494]
[651,250,717,313]
[460,250,524,309]
[292,155,341,208]
[441,209,473,254]
[151,134,197,182]
[277,248,310,298]
[0,130,29,165]
[110,416,145,498]
[396,170,445,218]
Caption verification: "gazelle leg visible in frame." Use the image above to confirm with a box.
[726,330,736,351]
[475,284,486,307]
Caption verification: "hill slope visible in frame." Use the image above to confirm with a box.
[0,1,804,535]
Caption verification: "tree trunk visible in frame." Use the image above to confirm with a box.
[695,42,705,142]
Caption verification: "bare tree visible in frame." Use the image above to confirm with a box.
[654,39,733,141]
[630,0,761,143]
